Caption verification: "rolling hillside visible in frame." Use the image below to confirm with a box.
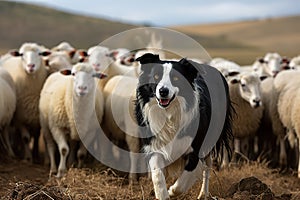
[0,1,299,64]
[0,1,251,55]
[174,16,300,64]
[0,1,137,52]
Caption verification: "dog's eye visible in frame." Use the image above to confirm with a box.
[154,74,159,80]
[173,76,179,81]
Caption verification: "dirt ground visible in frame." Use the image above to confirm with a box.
[1,158,300,200]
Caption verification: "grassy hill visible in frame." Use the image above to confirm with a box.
[174,16,300,64]
[0,1,252,56]
[0,1,299,64]
[0,1,137,52]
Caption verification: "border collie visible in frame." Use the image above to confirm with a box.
[135,53,233,199]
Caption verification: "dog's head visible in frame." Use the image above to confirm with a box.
[137,53,199,109]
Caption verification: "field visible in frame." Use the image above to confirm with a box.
[173,16,300,65]
[1,1,300,200]
[1,158,300,199]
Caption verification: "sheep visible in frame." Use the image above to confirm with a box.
[86,45,112,72]
[1,42,51,162]
[51,41,82,64]
[44,51,73,74]
[257,77,287,167]
[222,72,263,166]
[252,52,284,79]
[84,47,139,90]
[289,55,300,70]
[39,63,106,177]
[209,58,241,81]
[0,68,16,157]
[109,48,136,66]
[101,75,141,183]
[274,70,300,175]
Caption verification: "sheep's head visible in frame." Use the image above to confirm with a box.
[230,72,262,108]
[87,46,112,72]
[60,63,107,97]
[10,43,51,74]
[256,53,283,78]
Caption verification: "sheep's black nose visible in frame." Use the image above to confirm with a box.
[159,87,169,98]
[252,99,261,108]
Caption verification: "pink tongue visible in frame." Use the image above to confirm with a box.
[159,99,170,106]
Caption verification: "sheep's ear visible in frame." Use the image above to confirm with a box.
[10,50,22,57]
[281,57,290,64]
[136,53,160,65]
[60,69,72,76]
[107,50,118,60]
[92,73,107,79]
[78,50,88,57]
[258,57,265,64]
[68,50,77,59]
[260,76,268,81]
[228,71,240,77]
[44,59,50,66]
[39,51,51,57]
[229,77,240,84]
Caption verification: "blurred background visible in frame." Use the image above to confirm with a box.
[0,0,299,64]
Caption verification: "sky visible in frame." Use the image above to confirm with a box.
[11,0,300,26]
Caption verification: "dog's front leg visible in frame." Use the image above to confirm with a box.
[149,153,169,200]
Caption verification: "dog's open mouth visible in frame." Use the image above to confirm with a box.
[156,94,175,108]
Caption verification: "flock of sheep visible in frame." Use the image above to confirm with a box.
[1,38,300,185]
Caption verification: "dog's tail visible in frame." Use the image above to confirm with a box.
[213,74,234,163]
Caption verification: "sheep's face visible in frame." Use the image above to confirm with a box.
[88,50,112,72]
[238,74,262,108]
[119,52,136,66]
[73,70,94,96]
[10,49,51,74]
[60,64,107,97]
[258,53,282,77]
[45,52,72,74]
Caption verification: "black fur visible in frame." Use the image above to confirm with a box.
[135,53,233,170]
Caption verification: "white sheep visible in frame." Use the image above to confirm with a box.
[252,52,283,79]
[289,55,300,70]
[209,58,241,80]
[87,48,140,90]
[51,41,82,64]
[274,70,300,175]
[0,68,16,157]
[87,45,112,72]
[44,51,73,74]
[1,42,51,162]
[258,77,287,167]
[102,75,141,183]
[39,63,106,177]
[110,48,136,66]
[222,72,263,166]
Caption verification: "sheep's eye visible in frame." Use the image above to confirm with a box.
[71,72,75,76]
[154,74,159,80]
[173,76,179,81]
[241,83,246,87]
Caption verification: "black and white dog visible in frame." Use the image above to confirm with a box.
[135,53,233,199]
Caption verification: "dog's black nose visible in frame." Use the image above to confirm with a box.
[159,87,169,98]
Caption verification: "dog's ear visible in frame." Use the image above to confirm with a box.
[179,58,200,74]
[179,58,191,66]
[136,53,160,64]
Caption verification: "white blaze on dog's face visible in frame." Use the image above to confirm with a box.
[155,63,179,108]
